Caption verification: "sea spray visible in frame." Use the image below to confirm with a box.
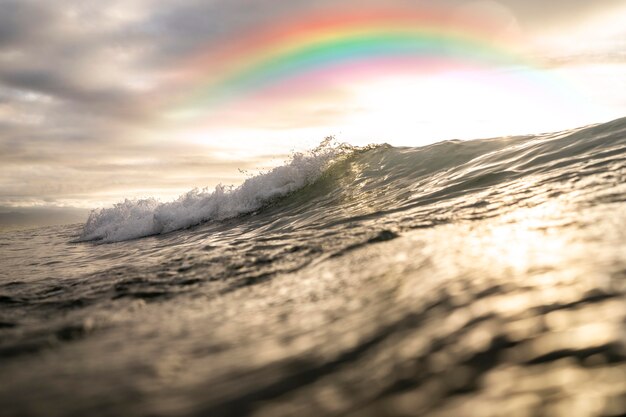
[79,137,354,242]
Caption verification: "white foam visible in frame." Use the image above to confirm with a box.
[80,139,349,242]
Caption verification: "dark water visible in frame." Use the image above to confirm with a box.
[1,118,625,417]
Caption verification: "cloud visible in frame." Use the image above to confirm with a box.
[0,1,55,47]
[0,0,624,212]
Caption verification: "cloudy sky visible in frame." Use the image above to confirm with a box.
[1,0,625,225]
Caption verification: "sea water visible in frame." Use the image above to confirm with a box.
[1,118,625,416]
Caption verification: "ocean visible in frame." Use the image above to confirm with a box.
[1,117,625,416]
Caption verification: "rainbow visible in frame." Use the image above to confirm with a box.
[163,7,564,120]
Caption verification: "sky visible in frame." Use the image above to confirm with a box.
[0,0,625,225]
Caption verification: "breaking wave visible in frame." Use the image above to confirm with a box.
[80,117,626,243]
[79,139,355,242]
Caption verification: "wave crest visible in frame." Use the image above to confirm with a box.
[80,138,354,242]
